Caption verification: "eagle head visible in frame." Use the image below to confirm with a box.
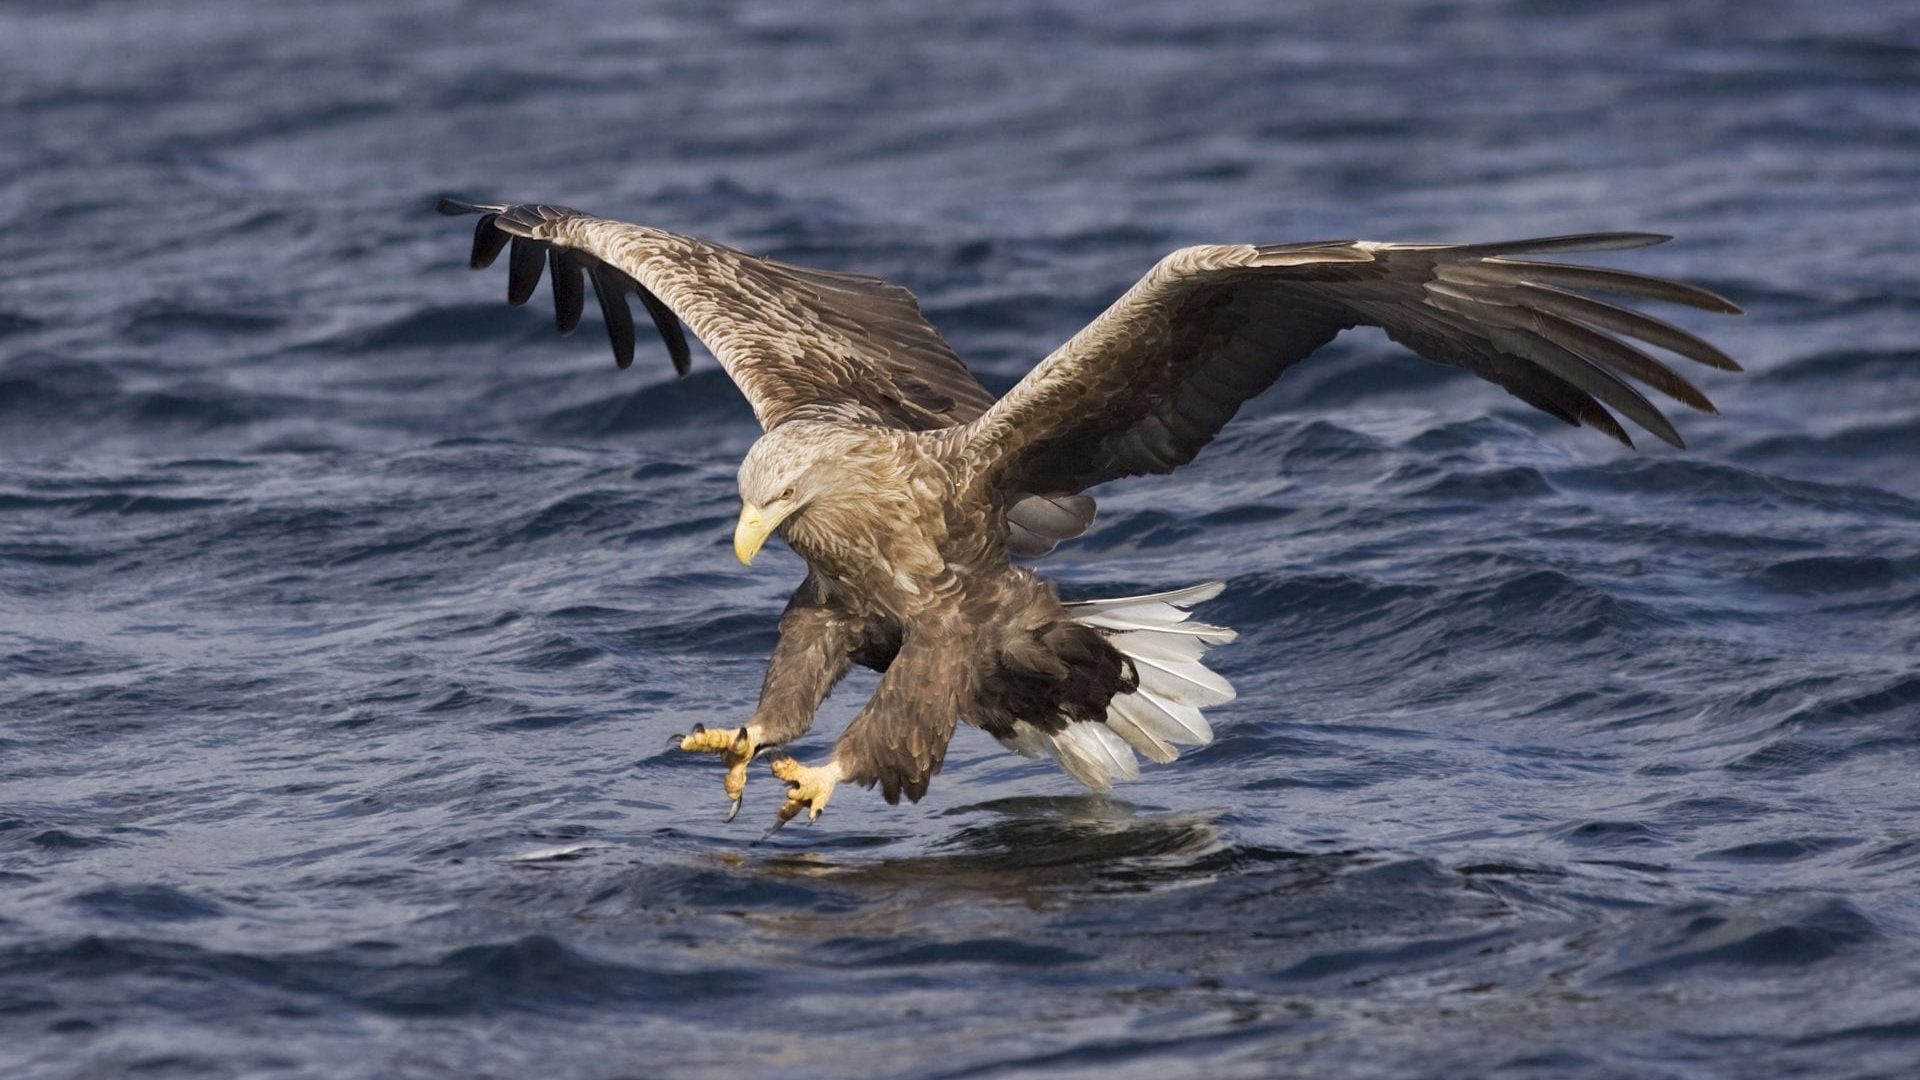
[733,423,847,565]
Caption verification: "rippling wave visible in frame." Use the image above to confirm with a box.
[4,1,1919,1077]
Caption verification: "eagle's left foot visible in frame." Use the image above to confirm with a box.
[768,756,842,832]
[672,723,762,822]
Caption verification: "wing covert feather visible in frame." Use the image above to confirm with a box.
[965,234,1740,495]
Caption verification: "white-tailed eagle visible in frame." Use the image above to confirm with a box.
[437,199,1740,830]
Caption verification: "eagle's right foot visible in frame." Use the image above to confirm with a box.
[671,723,762,822]
[768,756,842,834]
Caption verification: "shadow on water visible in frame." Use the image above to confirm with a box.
[750,797,1335,900]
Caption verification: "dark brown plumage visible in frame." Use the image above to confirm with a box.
[437,198,1740,828]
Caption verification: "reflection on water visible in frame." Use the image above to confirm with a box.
[760,799,1264,894]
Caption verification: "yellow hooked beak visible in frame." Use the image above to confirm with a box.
[733,500,796,565]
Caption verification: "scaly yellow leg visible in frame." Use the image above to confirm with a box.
[672,723,761,822]
[768,756,842,832]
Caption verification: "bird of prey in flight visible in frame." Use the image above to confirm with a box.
[438,198,1739,831]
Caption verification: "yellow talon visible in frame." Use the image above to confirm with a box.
[677,727,737,753]
[769,756,841,828]
[674,724,760,820]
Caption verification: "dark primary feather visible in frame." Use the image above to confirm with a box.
[549,250,584,334]
[589,264,636,369]
[506,237,544,306]
[1510,284,1742,372]
[633,284,691,376]
[967,232,1741,493]
[469,213,509,269]
[1447,258,1741,314]
[1449,231,1672,256]
[442,198,688,375]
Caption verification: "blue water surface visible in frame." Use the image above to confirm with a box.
[4,2,1920,1077]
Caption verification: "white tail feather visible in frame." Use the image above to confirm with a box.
[1131,654,1237,707]
[1074,605,1189,627]
[1004,720,1142,790]
[1075,614,1237,641]
[995,581,1235,790]
[1105,692,1180,763]
[1079,723,1141,784]
[1115,684,1213,745]
[1065,581,1226,610]
[1103,627,1209,663]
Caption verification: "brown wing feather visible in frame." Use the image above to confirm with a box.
[830,626,969,804]
[966,234,1740,495]
[438,199,993,432]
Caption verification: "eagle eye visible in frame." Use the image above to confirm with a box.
[779,486,795,501]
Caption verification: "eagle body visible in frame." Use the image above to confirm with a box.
[436,198,1741,828]
[744,420,1143,805]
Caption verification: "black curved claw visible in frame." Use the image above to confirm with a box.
[725,797,743,824]
[665,722,708,748]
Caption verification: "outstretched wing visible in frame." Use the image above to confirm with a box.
[963,234,1741,497]
[438,199,1094,555]
[438,199,996,433]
